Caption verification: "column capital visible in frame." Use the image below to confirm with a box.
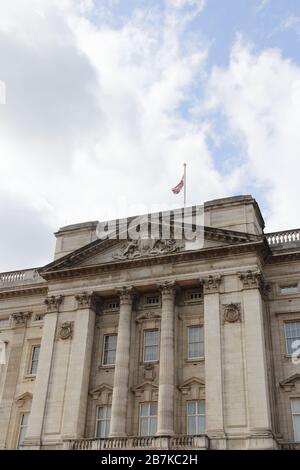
[238,270,271,297]
[157,280,177,297]
[200,275,222,294]
[11,311,31,326]
[44,295,63,313]
[75,292,99,311]
[116,286,135,305]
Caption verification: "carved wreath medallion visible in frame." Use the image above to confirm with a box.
[58,321,74,340]
[223,303,241,324]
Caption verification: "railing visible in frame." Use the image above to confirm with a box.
[64,435,209,450]
[266,229,300,247]
[280,442,300,450]
[0,268,44,288]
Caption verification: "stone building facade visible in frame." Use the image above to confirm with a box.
[0,195,300,450]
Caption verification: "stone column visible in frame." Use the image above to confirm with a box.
[201,275,226,446]
[61,292,97,439]
[109,287,134,437]
[239,271,273,447]
[24,296,62,449]
[156,281,176,436]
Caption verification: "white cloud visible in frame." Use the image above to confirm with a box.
[207,38,300,230]
[0,0,233,271]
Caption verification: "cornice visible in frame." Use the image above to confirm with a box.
[0,285,48,299]
[40,241,266,282]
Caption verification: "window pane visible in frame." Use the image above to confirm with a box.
[140,403,149,417]
[150,403,157,416]
[21,414,29,426]
[198,400,206,415]
[197,416,205,434]
[103,335,117,365]
[140,418,148,436]
[188,416,196,435]
[293,415,300,442]
[149,417,157,435]
[188,401,196,415]
[97,407,104,419]
[292,399,300,414]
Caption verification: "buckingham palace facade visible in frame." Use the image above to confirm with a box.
[0,195,300,451]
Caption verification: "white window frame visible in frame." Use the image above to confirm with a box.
[143,329,159,363]
[102,334,117,366]
[17,413,29,449]
[187,400,205,435]
[188,326,204,360]
[28,345,40,376]
[284,321,300,356]
[291,398,300,443]
[139,402,158,436]
[95,406,111,438]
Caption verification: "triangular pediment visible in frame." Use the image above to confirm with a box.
[280,374,300,391]
[179,377,205,391]
[132,381,159,394]
[15,392,33,408]
[39,226,262,277]
[89,383,113,399]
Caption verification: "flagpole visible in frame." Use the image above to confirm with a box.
[184,163,187,207]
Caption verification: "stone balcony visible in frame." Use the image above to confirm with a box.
[63,435,209,451]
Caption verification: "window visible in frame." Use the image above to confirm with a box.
[146,296,159,305]
[95,406,111,438]
[189,292,202,301]
[291,399,300,442]
[106,301,119,310]
[102,335,117,366]
[0,317,10,328]
[139,403,157,436]
[280,285,298,295]
[284,322,300,355]
[17,414,29,449]
[143,330,159,363]
[187,400,205,435]
[188,326,204,359]
[29,345,40,375]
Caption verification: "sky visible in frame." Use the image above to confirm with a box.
[0,0,300,271]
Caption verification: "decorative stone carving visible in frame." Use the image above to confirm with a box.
[179,377,205,399]
[144,363,156,381]
[12,311,31,326]
[44,295,63,313]
[57,321,73,340]
[200,275,222,294]
[238,270,270,297]
[116,286,135,304]
[132,381,159,401]
[136,311,161,323]
[75,292,98,310]
[15,392,33,409]
[113,238,185,260]
[223,303,241,324]
[279,374,300,392]
[89,384,113,404]
[157,280,177,296]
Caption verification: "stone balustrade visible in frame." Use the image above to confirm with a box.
[266,229,300,247]
[63,435,209,450]
[0,268,44,288]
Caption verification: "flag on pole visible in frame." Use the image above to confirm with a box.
[171,176,184,194]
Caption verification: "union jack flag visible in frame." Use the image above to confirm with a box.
[171,176,184,194]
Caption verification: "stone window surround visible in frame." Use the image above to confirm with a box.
[276,312,300,359]
[101,334,117,367]
[186,399,206,435]
[95,405,111,438]
[24,339,41,380]
[143,329,160,364]
[98,327,118,370]
[187,325,204,361]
